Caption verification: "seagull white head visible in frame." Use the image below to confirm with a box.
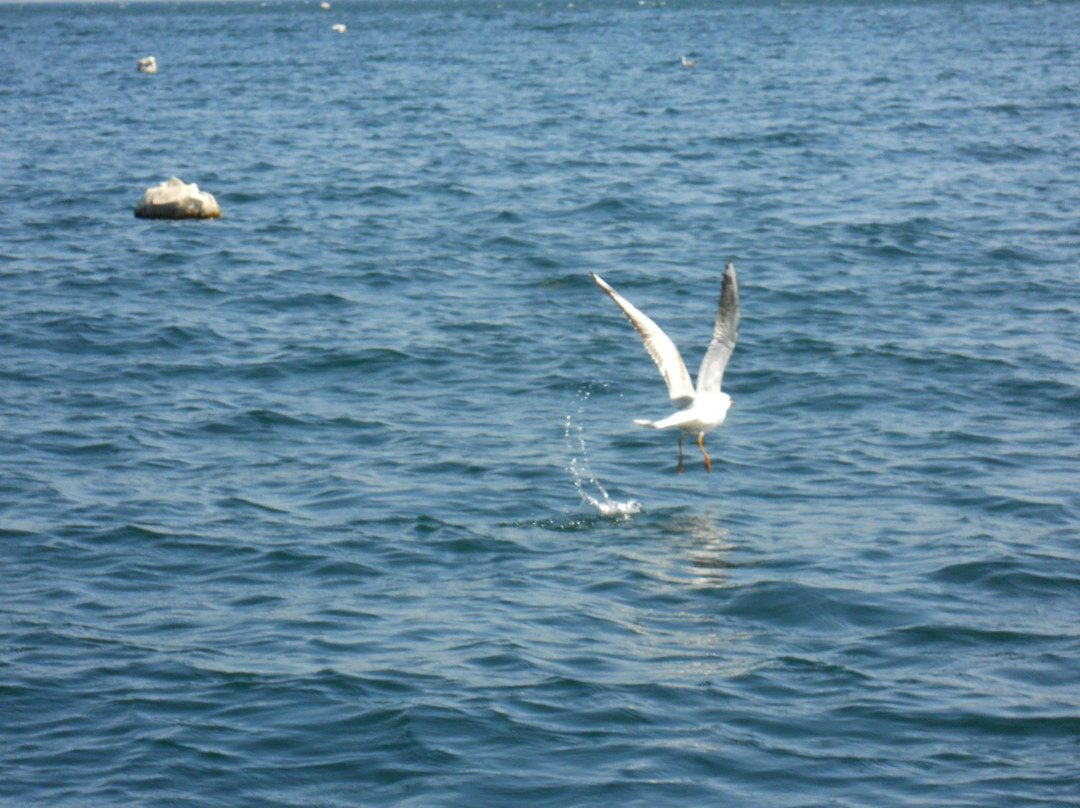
[591,260,739,472]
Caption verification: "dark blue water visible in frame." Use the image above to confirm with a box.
[2,0,1079,805]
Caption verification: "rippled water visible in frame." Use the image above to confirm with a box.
[2,0,1079,805]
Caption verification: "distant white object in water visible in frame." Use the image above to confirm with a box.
[332,23,346,32]
[137,56,157,74]
[320,1,330,8]
[591,260,740,473]
[134,177,221,220]
[681,55,696,67]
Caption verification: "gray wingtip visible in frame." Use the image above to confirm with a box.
[723,259,738,294]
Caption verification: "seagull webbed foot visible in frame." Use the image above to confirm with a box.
[698,434,712,473]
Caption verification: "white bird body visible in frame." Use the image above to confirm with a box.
[634,391,731,434]
[591,261,739,472]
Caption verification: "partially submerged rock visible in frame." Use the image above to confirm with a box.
[137,56,157,73]
[134,177,221,220]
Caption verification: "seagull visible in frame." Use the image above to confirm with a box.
[681,55,696,67]
[591,261,739,473]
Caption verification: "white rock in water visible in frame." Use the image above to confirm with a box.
[137,56,157,73]
[332,23,346,32]
[134,177,221,220]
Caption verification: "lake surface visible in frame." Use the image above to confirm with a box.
[2,0,1079,805]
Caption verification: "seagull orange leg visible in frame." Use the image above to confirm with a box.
[677,434,684,474]
[698,434,711,472]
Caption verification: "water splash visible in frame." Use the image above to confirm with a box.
[565,389,641,518]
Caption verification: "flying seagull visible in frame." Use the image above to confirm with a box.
[591,261,739,472]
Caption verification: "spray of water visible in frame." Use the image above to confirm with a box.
[565,389,641,518]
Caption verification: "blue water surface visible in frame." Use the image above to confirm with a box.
[2,1,1079,806]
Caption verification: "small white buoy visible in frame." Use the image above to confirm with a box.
[137,56,157,74]
[332,23,346,32]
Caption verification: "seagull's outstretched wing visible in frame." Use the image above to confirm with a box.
[591,272,695,409]
[695,260,740,396]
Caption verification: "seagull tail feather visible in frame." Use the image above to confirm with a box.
[634,418,658,428]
